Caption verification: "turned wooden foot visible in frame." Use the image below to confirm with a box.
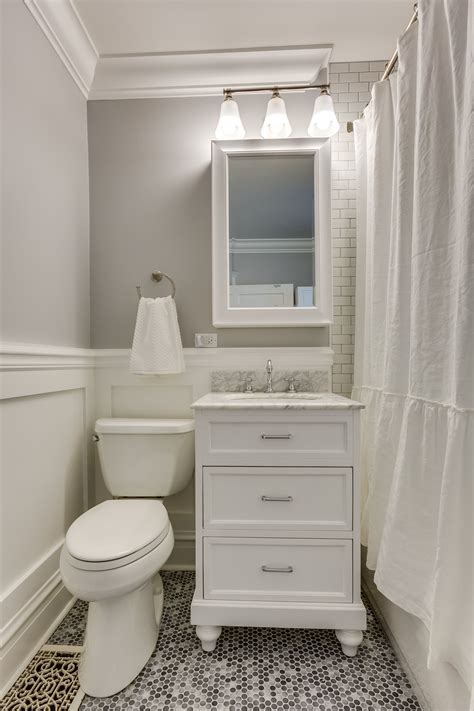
[196,625,222,652]
[335,629,363,657]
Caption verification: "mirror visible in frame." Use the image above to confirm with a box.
[212,138,332,327]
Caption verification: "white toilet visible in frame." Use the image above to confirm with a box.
[60,417,195,698]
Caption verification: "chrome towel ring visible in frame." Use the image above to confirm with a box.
[136,271,176,299]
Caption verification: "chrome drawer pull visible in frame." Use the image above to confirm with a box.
[261,495,293,502]
[261,565,294,574]
[261,434,292,440]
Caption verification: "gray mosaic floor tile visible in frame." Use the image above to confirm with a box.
[48,598,88,646]
[55,571,422,711]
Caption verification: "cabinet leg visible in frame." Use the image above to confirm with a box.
[196,625,222,652]
[335,629,363,657]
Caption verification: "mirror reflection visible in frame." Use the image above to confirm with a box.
[228,154,315,308]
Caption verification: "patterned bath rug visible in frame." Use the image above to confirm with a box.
[1,645,84,710]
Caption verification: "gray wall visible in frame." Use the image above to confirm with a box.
[88,92,330,348]
[1,0,90,347]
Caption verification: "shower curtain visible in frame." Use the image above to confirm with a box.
[353,0,473,700]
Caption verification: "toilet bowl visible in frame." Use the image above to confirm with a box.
[60,499,174,697]
[60,417,195,697]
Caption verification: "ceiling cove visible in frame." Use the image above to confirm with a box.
[24,0,332,100]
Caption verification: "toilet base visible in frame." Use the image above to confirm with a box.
[79,575,164,697]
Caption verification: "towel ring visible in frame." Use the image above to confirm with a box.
[136,271,176,300]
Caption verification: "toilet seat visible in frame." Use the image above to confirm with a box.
[65,499,170,571]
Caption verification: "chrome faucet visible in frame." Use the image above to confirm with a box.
[264,359,274,393]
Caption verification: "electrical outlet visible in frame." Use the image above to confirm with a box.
[195,333,218,348]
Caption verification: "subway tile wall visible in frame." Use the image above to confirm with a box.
[329,60,386,395]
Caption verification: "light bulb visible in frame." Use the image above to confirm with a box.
[308,90,340,137]
[261,92,292,139]
[215,95,245,139]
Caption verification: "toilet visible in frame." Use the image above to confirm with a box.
[60,417,195,698]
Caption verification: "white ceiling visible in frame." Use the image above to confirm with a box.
[73,0,414,62]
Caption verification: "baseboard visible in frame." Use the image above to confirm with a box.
[362,579,430,710]
[0,581,74,698]
[164,534,195,570]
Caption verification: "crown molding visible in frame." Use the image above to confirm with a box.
[24,0,98,98]
[22,1,331,101]
[89,45,332,100]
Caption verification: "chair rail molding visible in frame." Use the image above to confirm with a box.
[23,0,98,98]
[93,346,334,371]
[0,342,96,371]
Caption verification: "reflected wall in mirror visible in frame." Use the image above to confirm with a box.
[228,155,315,308]
[212,138,332,327]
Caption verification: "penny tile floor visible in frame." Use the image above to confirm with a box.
[47,571,421,711]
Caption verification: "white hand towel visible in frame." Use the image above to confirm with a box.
[130,296,185,375]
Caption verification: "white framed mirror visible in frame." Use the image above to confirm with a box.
[212,138,332,327]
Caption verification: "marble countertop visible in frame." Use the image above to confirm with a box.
[191,392,364,410]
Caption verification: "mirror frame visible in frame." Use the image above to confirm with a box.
[212,138,332,328]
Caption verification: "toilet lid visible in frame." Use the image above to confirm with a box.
[66,500,169,563]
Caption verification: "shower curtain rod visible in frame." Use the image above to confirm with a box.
[346,3,418,133]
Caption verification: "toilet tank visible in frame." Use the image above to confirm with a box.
[94,418,195,497]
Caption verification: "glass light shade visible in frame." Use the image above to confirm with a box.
[307,92,340,137]
[215,97,245,139]
[261,94,292,139]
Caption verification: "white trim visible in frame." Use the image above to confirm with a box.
[0,344,333,371]
[230,237,314,254]
[0,588,75,698]
[93,346,334,370]
[89,46,331,100]
[23,0,98,98]
[0,542,64,647]
[22,3,332,102]
[0,342,95,370]
[212,139,333,328]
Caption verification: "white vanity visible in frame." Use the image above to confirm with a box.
[190,392,367,657]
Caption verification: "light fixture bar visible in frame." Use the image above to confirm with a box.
[223,83,329,96]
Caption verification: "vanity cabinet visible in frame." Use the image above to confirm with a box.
[190,395,366,657]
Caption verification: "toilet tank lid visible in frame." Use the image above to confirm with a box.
[95,418,195,434]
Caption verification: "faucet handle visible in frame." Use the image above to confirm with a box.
[243,376,254,393]
[285,377,299,393]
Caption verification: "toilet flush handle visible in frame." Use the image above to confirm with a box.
[92,434,100,442]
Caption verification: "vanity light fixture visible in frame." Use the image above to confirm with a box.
[215,91,245,139]
[307,88,340,137]
[215,83,338,139]
[261,89,292,138]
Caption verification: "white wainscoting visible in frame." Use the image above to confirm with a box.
[94,347,333,570]
[0,344,332,695]
[0,344,95,696]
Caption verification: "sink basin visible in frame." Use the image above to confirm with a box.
[222,392,326,401]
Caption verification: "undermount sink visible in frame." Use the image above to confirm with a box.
[222,392,326,401]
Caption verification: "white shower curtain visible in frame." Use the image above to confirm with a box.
[353,0,473,699]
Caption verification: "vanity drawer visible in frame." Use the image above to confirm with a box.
[203,466,352,531]
[201,411,353,466]
[203,537,352,603]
